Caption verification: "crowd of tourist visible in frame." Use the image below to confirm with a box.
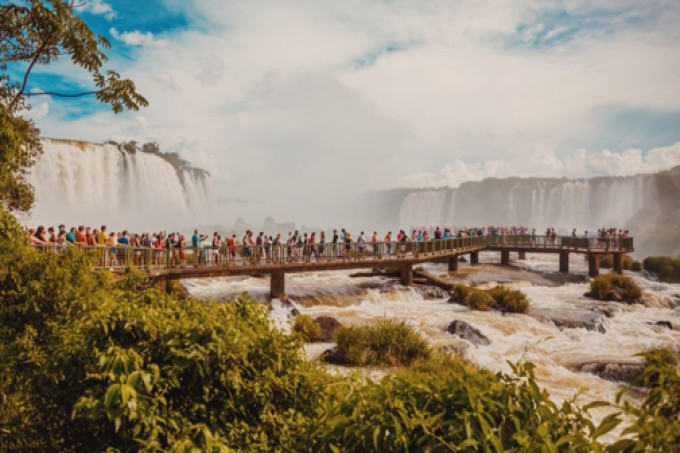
[26,223,630,266]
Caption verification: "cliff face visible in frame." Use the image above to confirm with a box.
[365,167,680,258]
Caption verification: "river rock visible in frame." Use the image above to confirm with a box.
[458,256,468,263]
[572,360,644,383]
[536,309,607,333]
[415,285,450,300]
[646,320,673,329]
[446,320,491,346]
[321,347,346,364]
[437,341,471,359]
[315,316,343,342]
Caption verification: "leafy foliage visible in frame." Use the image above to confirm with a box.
[643,256,680,283]
[310,355,617,452]
[590,274,642,304]
[293,314,323,342]
[0,212,323,451]
[610,348,680,452]
[332,320,431,367]
[0,104,41,211]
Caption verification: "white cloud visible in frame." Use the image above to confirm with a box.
[402,142,680,188]
[81,0,116,21]
[34,0,680,226]
[109,28,168,47]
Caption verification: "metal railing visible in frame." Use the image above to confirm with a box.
[32,236,485,271]
[484,235,634,252]
[31,234,633,272]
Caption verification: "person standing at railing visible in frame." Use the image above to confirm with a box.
[191,230,208,265]
[331,230,339,259]
[357,231,367,259]
[318,231,326,261]
[97,225,107,246]
[371,231,379,258]
[344,232,352,260]
[385,231,392,256]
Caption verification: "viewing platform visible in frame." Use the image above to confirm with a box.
[36,235,634,300]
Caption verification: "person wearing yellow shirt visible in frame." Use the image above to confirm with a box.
[97,225,109,245]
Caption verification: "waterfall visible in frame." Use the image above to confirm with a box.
[394,173,666,232]
[24,139,213,230]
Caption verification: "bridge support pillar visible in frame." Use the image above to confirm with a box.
[613,253,624,274]
[271,271,286,300]
[500,250,510,266]
[559,251,569,273]
[400,264,413,286]
[448,256,459,272]
[470,252,479,265]
[157,278,168,296]
[588,254,600,278]
[518,251,526,260]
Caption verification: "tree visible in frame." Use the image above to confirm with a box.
[0,0,148,212]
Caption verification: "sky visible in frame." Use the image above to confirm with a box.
[18,0,680,225]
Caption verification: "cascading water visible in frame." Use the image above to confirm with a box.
[396,175,661,231]
[24,138,213,230]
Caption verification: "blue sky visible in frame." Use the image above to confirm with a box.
[17,0,680,212]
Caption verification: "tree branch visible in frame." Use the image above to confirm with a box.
[25,90,99,98]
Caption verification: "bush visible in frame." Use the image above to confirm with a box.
[309,355,617,452]
[590,274,642,304]
[332,320,430,367]
[465,289,496,311]
[488,286,530,313]
[643,256,680,283]
[450,283,470,303]
[293,315,323,342]
[612,348,680,452]
[600,254,635,270]
[631,260,642,272]
[452,284,530,313]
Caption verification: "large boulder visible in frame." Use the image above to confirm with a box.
[446,320,491,346]
[572,360,644,383]
[321,347,346,364]
[315,316,343,342]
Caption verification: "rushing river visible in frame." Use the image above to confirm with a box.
[184,252,680,432]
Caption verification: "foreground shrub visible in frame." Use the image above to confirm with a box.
[643,256,680,283]
[293,315,323,342]
[332,320,430,367]
[590,274,642,304]
[612,348,680,452]
[0,209,323,451]
[310,355,618,452]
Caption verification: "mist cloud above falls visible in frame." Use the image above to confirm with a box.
[403,141,680,188]
[31,0,680,225]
